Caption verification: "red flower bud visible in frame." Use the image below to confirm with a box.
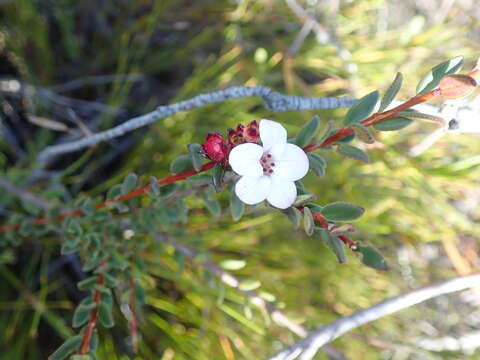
[201,133,228,162]
[243,120,259,142]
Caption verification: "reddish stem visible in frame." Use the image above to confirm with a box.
[297,206,357,250]
[79,275,104,355]
[318,89,441,148]
[0,162,216,233]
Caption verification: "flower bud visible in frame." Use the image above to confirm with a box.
[243,120,260,143]
[439,74,477,99]
[201,133,228,162]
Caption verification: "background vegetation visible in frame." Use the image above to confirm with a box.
[1,0,480,359]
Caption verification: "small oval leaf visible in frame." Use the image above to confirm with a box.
[320,229,346,264]
[295,116,321,147]
[337,144,370,163]
[379,72,403,112]
[356,244,388,271]
[230,190,245,222]
[343,91,379,126]
[188,143,203,172]
[48,335,82,360]
[170,155,194,174]
[283,206,302,229]
[321,202,365,222]
[98,302,114,328]
[303,207,314,236]
[416,56,464,95]
[352,124,375,144]
[72,303,95,328]
[121,173,138,194]
[373,117,413,131]
[308,153,327,177]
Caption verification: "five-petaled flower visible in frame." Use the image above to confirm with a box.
[229,119,309,209]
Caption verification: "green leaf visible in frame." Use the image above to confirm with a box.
[321,202,365,222]
[379,72,403,112]
[48,335,82,360]
[64,218,83,237]
[230,190,245,222]
[98,302,114,328]
[78,276,98,291]
[220,259,246,270]
[335,133,356,144]
[72,303,95,328]
[303,207,314,236]
[343,91,379,126]
[187,143,203,172]
[320,229,346,264]
[239,279,261,291]
[337,144,369,163]
[80,198,95,217]
[121,173,138,195]
[106,184,122,200]
[351,124,375,144]
[416,56,464,95]
[308,153,326,177]
[283,206,302,229]
[108,252,128,270]
[373,117,413,131]
[294,116,321,147]
[212,164,225,192]
[149,177,160,197]
[202,197,221,217]
[100,272,118,288]
[356,244,388,271]
[305,203,323,213]
[397,111,443,124]
[170,155,194,174]
[293,194,316,206]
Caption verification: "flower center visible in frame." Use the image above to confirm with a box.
[260,152,275,175]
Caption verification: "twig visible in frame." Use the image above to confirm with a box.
[37,86,356,161]
[267,273,480,360]
[0,177,51,210]
[79,274,104,355]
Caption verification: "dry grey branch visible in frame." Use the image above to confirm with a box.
[0,178,51,210]
[268,273,480,360]
[37,86,355,162]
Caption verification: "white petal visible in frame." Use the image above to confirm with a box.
[272,143,309,181]
[235,176,271,205]
[260,119,287,158]
[229,143,263,177]
[266,177,297,209]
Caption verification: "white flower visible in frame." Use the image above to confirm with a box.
[229,119,309,209]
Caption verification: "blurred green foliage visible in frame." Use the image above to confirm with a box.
[1,0,480,359]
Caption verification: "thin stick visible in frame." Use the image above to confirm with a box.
[267,273,480,360]
[37,86,355,161]
[0,178,51,210]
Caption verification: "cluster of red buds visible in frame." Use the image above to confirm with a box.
[200,120,260,165]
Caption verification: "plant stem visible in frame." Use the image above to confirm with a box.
[79,275,104,355]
